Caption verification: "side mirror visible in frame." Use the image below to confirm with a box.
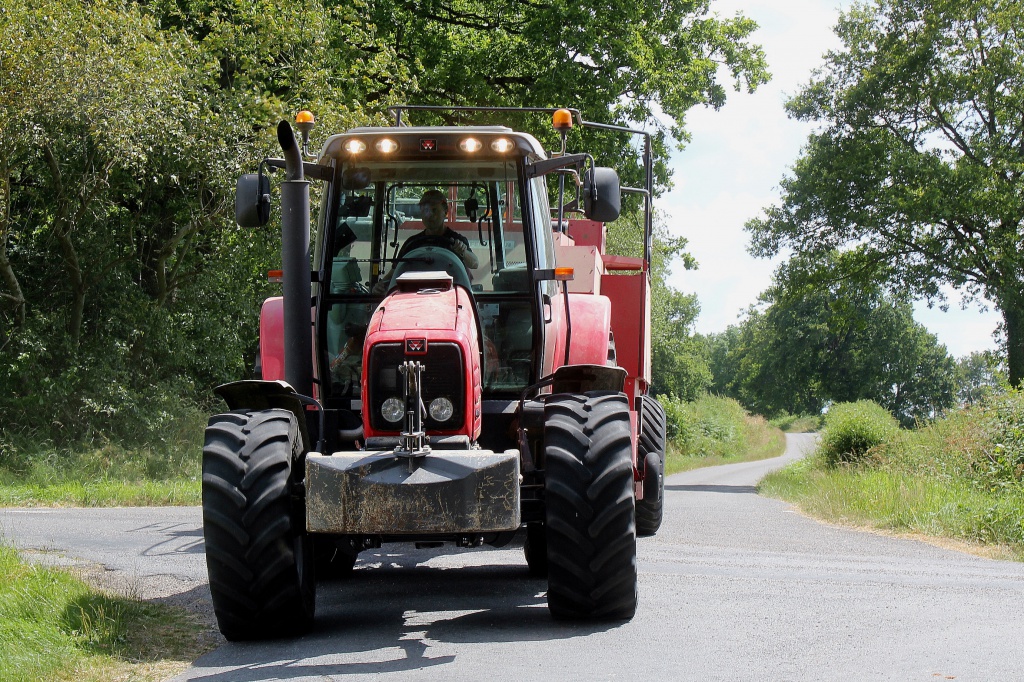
[583,167,621,223]
[235,174,271,227]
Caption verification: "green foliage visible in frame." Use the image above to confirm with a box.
[660,394,785,472]
[746,0,1024,384]
[971,391,1024,490]
[956,351,1008,406]
[819,400,900,466]
[368,0,770,190]
[0,544,207,681]
[706,254,957,424]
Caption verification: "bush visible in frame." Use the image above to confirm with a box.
[975,391,1024,488]
[819,400,899,466]
[770,413,822,433]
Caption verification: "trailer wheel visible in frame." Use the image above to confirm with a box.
[202,409,315,640]
[543,391,637,620]
[523,523,548,577]
[636,396,667,537]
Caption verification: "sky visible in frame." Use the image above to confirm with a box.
[661,0,1003,359]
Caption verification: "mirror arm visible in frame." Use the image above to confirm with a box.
[524,153,589,179]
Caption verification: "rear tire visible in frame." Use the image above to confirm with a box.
[636,396,667,537]
[202,409,315,640]
[543,391,637,620]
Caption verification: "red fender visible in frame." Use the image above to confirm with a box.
[258,297,285,382]
[551,293,612,371]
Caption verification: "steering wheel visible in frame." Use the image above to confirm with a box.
[396,234,464,261]
[388,245,473,292]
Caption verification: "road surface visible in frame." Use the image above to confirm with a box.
[3,433,1023,681]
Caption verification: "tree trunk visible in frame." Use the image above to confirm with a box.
[1002,298,1024,388]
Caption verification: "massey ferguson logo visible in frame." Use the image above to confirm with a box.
[405,338,427,355]
[419,139,437,152]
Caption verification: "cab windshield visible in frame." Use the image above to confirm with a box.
[321,159,538,398]
[327,160,530,294]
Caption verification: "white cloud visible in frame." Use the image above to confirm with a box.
[661,0,1002,356]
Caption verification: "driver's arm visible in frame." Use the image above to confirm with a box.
[448,237,479,270]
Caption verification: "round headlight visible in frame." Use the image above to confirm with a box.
[429,397,454,422]
[381,397,404,423]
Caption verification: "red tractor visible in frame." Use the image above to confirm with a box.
[205,106,666,640]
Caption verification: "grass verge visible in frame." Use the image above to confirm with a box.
[0,543,214,682]
[760,396,1024,561]
[662,394,786,475]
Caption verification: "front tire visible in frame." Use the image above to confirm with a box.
[543,391,637,620]
[202,409,315,640]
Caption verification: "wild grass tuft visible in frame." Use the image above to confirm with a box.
[0,405,204,506]
[818,400,899,466]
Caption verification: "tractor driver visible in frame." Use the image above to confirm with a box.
[397,189,479,270]
[373,189,479,293]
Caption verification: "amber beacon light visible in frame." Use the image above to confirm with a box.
[552,108,573,131]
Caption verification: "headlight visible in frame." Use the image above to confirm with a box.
[429,397,454,422]
[381,397,404,423]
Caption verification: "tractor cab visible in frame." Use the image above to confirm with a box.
[316,131,551,405]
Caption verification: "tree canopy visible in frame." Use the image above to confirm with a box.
[746,0,1024,384]
[367,0,769,188]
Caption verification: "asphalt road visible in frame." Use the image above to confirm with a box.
[3,433,1024,681]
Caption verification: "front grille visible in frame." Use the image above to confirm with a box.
[368,342,465,432]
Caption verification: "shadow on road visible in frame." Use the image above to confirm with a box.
[665,484,758,494]
[130,521,206,556]
[180,545,621,681]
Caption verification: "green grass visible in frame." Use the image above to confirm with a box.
[760,396,1024,560]
[0,544,212,681]
[0,480,200,507]
[0,412,203,507]
[663,394,787,475]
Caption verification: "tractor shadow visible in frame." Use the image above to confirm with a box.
[179,542,622,681]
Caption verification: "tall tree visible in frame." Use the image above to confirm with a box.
[746,0,1024,384]
[708,255,957,425]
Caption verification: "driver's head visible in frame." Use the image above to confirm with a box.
[419,189,448,233]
